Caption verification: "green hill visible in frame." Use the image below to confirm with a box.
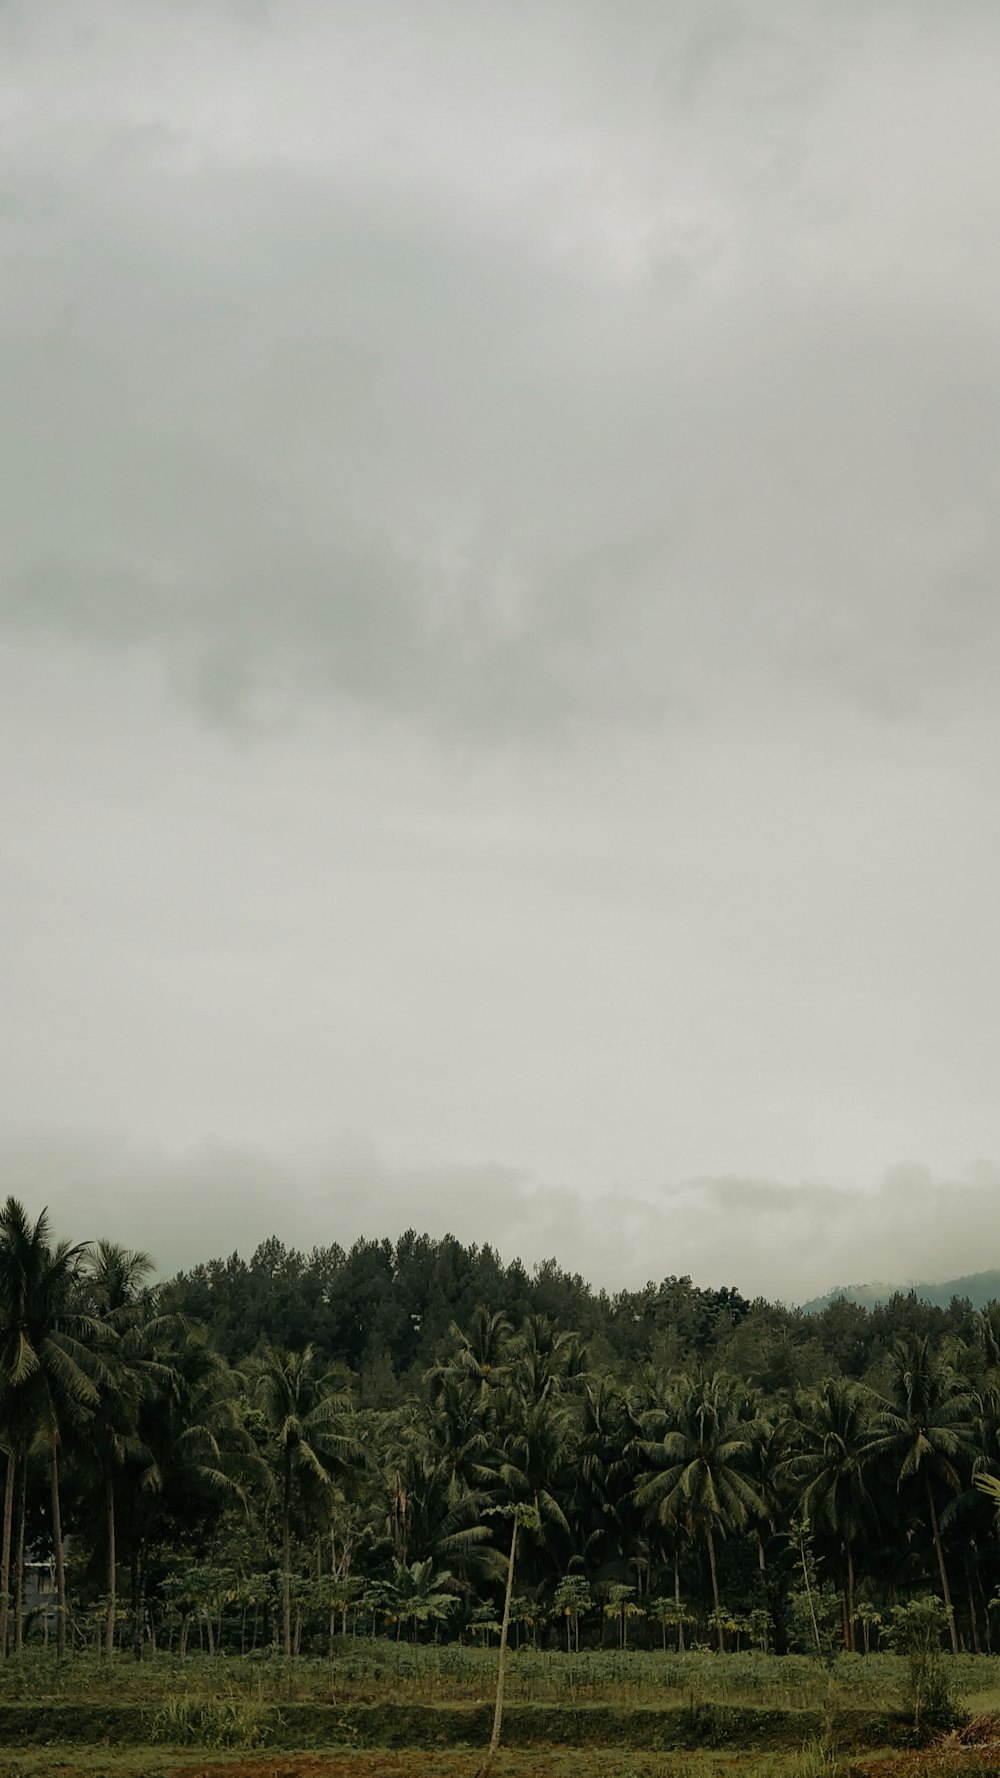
[802,1267,1000,1313]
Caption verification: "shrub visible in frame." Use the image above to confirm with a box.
[883,1596,960,1733]
[150,1691,277,1748]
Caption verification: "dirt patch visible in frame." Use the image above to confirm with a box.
[169,1759,563,1778]
[950,1718,1000,1747]
[168,1756,669,1778]
[849,1750,1000,1778]
[173,1761,422,1778]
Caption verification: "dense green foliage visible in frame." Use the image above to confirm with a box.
[4,1198,1000,1663]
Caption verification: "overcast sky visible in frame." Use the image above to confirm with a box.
[3,0,1000,1303]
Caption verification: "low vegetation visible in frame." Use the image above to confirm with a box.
[1,1645,1000,1776]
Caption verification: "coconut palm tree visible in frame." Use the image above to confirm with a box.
[509,1316,587,1405]
[249,1344,359,1657]
[118,1325,261,1658]
[780,1378,881,1649]
[385,1445,498,1589]
[871,1335,976,1654]
[975,1303,1000,1378]
[492,1387,574,1571]
[419,1372,496,1503]
[569,1376,645,1586]
[636,1369,764,1650]
[0,1199,103,1656]
[81,1241,178,1657]
[429,1308,513,1415]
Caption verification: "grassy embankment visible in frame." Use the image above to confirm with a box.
[5,1647,1000,1778]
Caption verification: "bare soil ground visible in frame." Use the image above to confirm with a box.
[0,1748,743,1778]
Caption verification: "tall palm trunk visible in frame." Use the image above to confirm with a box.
[925,1473,959,1655]
[845,1544,856,1652]
[51,1444,67,1657]
[674,1547,685,1652]
[104,1457,116,1659]
[480,1514,518,1775]
[14,1457,27,1651]
[282,1456,292,1659]
[705,1523,723,1652]
[131,1547,149,1661]
[0,1450,15,1658]
[967,1570,981,1655]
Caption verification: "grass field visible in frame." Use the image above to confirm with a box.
[4,1647,1000,1778]
[4,1644,995,1709]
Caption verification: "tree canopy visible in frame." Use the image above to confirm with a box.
[2,1199,999,1659]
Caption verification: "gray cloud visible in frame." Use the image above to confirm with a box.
[4,1,1000,739]
[3,1122,997,1306]
[4,2,1000,1296]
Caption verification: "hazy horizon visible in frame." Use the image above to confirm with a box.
[4,2,1000,1306]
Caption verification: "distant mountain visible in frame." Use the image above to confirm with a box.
[802,1269,1000,1314]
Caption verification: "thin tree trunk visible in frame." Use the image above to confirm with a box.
[0,1449,15,1659]
[480,1515,518,1775]
[968,1575,981,1655]
[130,1536,150,1662]
[965,1550,981,1655]
[130,1554,137,1657]
[925,1473,959,1655]
[50,1444,67,1658]
[705,1524,723,1652]
[282,1460,292,1660]
[675,1547,685,1652]
[14,1454,27,1652]
[845,1544,856,1653]
[104,1458,116,1659]
[799,1526,822,1655]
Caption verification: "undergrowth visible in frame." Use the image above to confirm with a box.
[0,1645,985,1713]
[150,1688,278,1748]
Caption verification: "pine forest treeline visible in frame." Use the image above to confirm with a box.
[4,1197,1000,1659]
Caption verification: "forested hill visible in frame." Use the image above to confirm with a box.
[162,1229,983,1399]
[164,1232,751,1386]
[802,1270,1000,1314]
[9,1201,1000,1664]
